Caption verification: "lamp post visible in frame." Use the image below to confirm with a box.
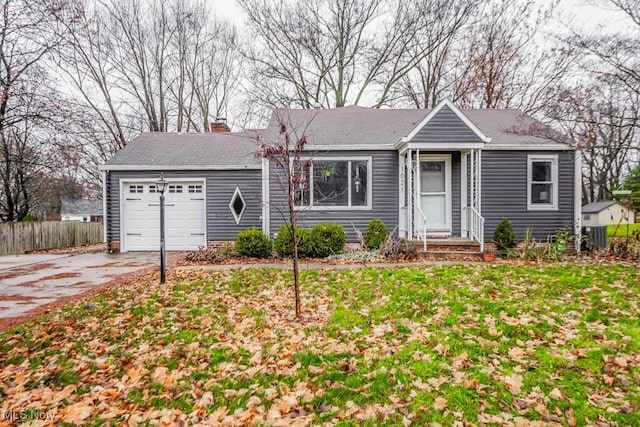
[156,173,169,284]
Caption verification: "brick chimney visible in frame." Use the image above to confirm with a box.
[210,117,231,133]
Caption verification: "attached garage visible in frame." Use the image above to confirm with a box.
[121,180,206,251]
[101,132,264,253]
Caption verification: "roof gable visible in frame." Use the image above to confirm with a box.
[405,100,491,144]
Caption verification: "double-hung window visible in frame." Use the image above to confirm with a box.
[527,155,558,210]
[294,157,372,209]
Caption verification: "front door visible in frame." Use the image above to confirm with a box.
[418,155,451,233]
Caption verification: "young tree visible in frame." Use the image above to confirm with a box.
[255,116,312,318]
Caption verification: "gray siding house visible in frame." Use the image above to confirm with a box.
[101,100,581,253]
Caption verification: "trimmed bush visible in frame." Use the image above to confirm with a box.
[274,223,312,258]
[297,228,314,258]
[235,228,272,258]
[309,222,346,257]
[274,222,346,258]
[493,218,517,253]
[364,218,387,250]
[274,223,294,257]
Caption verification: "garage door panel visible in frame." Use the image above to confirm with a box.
[122,180,206,251]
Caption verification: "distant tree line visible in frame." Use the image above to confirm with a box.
[0,0,637,221]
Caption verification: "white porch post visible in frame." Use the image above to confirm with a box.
[414,149,421,239]
[477,149,482,213]
[407,150,413,239]
[461,152,468,238]
[398,153,406,238]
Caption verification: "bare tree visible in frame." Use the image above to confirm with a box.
[170,3,243,132]
[51,0,244,196]
[255,117,312,318]
[392,0,481,108]
[0,0,74,221]
[239,0,466,109]
[553,0,640,202]
[451,0,566,110]
[545,79,639,203]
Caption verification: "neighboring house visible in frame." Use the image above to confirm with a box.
[101,100,581,253]
[61,199,104,223]
[582,201,636,226]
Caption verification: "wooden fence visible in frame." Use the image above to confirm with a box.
[0,221,104,255]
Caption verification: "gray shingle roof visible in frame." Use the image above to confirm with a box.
[103,132,261,169]
[263,106,570,147]
[263,107,426,147]
[464,109,568,146]
[582,201,620,213]
[103,106,572,169]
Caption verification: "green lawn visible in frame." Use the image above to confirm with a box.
[607,223,640,237]
[1,264,639,425]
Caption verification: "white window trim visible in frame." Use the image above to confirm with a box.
[527,154,559,211]
[229,186,246,224]
[293,156,373,211]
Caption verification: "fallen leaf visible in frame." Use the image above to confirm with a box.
[434,397,448,410]
[549,387,564,400]
[59,402,93,423]
[504,373,523,394]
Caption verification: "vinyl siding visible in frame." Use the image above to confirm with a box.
[411,106,484,143]
[106,170,262,243]
[268,151,399,241]
[481,150,575,241]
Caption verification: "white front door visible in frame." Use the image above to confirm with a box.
[418,155,451,233]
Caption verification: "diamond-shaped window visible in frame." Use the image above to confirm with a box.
[229,187,246,224]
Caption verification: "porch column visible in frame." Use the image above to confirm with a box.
[461,152,468,238]
[470,148,481,213]
[398,152,406,238]
[406,150,413,239]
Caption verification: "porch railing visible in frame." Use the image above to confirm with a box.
[467,207,485,252]
[415,206,427,251]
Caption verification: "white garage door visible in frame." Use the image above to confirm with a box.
[122,181,206,251]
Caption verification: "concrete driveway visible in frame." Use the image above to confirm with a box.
[0,252,162,323]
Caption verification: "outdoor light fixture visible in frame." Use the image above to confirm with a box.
[354,167,361,193]
[156,173,168,284]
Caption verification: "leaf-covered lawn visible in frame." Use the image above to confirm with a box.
[1,264,639,426]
